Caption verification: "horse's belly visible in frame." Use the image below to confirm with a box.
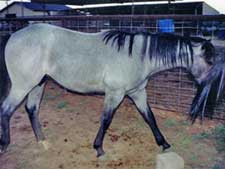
[50,74,105,94]
[67,81,104,93]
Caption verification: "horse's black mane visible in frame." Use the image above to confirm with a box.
[103,30,214,67]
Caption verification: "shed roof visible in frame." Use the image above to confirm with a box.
[31,0,176,5]
[0,1,71,12]
[68,1,219,15]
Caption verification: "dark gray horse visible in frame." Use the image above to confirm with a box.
[0,23,220,157]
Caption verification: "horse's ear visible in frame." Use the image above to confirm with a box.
[201,40,216,64]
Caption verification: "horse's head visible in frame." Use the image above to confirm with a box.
[188,39,225,122]
[190,38,216,83]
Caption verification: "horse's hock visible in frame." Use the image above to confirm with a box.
[156,152,185,169]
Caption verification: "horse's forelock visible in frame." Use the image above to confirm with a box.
[190,38,216,64]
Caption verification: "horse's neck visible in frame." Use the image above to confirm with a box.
[144,58,190,77]
[139,35,193,75]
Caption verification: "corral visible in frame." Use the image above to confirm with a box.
[0,14,224,169]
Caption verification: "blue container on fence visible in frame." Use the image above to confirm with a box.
[158,19,175,33]
[218,30,225,40]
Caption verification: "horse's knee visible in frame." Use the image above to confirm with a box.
[101,111,111,122]
[25,104,37,118]
[100,110,114,129]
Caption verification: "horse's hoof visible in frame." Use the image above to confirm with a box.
[96,148,105,158]
[98,153,112,161]
[0,146,7,154]
[162,142,171,151]
[0,141,8,154]
[38,140,51,150]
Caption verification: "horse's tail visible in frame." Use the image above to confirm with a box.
[0,34,11,104]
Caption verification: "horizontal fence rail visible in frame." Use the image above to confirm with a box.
[0,14,225,120]
[0,15,225,21]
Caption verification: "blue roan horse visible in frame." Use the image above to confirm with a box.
[0,23,222,157]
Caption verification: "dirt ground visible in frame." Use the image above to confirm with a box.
[0,81,224,169]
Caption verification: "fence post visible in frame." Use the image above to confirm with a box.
[156,19,158,33]
[77,19,80,31]
[119,19,121,30]
[181,20,184,36]
[196,20,199,36]
[86,19,89,32]
[130,17,133,32]
[211,21,215,40]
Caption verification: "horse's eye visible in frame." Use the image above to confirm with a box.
[207,61,213,65]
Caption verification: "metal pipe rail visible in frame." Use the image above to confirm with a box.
[0,14,224,21]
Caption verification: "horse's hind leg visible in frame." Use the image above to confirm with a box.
[129,89,170,150]
[0,86,29,152]
[93,91,124,157]
[25,83,46,144]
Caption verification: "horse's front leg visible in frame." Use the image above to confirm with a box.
[93,91,124,157]
[129,88,170,150]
